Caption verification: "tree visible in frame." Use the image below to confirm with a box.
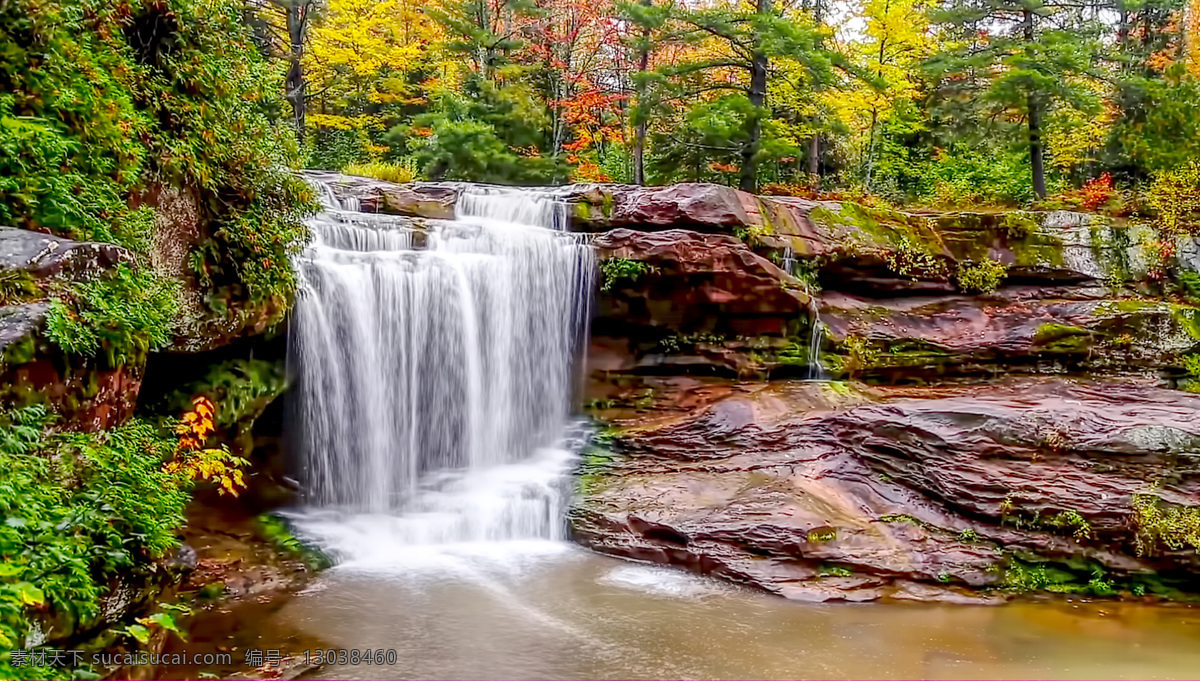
[245,0,321,142]
[651,0,840,191]
[926,0,1105,199]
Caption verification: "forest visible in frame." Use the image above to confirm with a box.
[2,0,1200,679]
[264,0,1200,210]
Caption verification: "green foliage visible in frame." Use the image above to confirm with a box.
[0,406,190,678]
[999,557,1115,596]
[344,160,418,184]
[1131,492,1200,556]
[599,258,650,292]
[396,79,561,184]
[43,266,178,366]
[0,0,314,329]
[954,258,1008,294]
[256,514,330,571]
[1147,161,1200,236]
[163,359,287,429]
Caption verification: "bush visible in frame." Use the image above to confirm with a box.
[344,160,417,184]
[1148,161,1200,236]
[44,265,178,367]
[0,406,188,679]
[0,0,315,344]
[955,258,1008,293]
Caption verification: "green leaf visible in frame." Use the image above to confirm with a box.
[125,624,151,643]
[14,582,44,606]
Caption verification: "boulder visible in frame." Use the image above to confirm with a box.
[819,291,1200,379]
[0,228,143,430]
[572,377,1200,602]
[592,228,814,375]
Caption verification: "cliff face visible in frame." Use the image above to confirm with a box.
[307,174,1200,601]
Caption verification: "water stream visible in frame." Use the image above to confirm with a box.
[267,178,1200,681]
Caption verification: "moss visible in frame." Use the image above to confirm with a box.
[810,203,947,259]
[601,191,615,218]
[575,201,591,221]
[994,553,1198,600]
[0,270,41,306]
[807,527,837,542]
[256,514,331,571]
[997,213,1038,239]
[0,332,38,367]
[1032,323,1093,353]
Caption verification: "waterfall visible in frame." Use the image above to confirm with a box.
[804,300,827,381]
[287,179,593,555]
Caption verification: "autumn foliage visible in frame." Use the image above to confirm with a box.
[165,396,249,497]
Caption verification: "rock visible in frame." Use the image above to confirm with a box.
[302,171,460,218]
[0,229,144,430]
[572,377,1200,602]
[592,229,814,375]
[573,182,761,231]
[0,226,134,279]
[819,291,1200,378]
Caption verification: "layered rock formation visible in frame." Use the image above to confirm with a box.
[0,227,142,430]
[311,173,1200,601]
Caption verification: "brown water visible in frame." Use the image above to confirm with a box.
[217,542,1200,681]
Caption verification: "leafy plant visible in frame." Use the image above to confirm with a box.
[0,406,189,679]
[43,265,178,366]
[954,258,1008,294]
[599,258,650,292]
[344,160,417,184]
[1131,491,1200,556]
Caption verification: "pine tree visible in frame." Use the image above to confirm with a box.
[926,0,1104,199]
[649,0,840,191]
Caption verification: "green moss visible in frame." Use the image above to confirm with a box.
[257,514,331,571]
[1032,323,1093,353]
[601,191,615,218]
[0,331,37,368]
[997,213,1038,239]
[575,201,591,221]
[807,527,838,542]
[0,270,40,306]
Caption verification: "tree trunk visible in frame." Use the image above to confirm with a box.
[632,1,652,186]
[806,0,824,189]
[1028,93,1047,200]
[740,0,771,192]
[285,1,308,144]
[1022,8,1046,200]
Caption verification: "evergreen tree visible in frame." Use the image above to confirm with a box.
[648,0,840,191]
[926,0,1104,199]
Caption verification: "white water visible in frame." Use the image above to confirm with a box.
[288,179,593,561]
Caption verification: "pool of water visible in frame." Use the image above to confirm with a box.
[208,539,1200,681]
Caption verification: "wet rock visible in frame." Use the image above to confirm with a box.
[820,292,1200,378]
[572,377,1200,602]
[0,226,134,279]
[0,229,144,429]
[592,229,813,374]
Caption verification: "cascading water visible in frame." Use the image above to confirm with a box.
[286,180,593,562]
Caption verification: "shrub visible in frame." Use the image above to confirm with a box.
[954,258,1008,294]
[0,407,186,679]
[1148,161,1200,236]
[599,258,650,292]
[1131,491,1200,555]
[344,160,417,184]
